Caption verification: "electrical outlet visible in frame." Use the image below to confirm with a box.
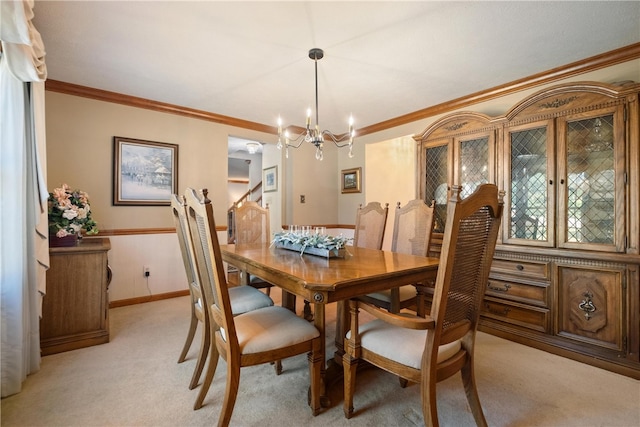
[143,266,150,277]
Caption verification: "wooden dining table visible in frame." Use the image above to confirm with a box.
[220,242,439,393]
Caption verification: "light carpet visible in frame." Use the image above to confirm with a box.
[2,295,639,426]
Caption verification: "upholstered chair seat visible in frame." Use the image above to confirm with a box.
[223,306,320,353]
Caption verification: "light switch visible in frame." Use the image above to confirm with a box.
[300,195,306,203]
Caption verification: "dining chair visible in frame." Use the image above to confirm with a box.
[171,194,274,391]
[233,201,274,295]
[343,184,504,426]
[353,201,389,249]
[184,188,323,423]
[357,199,435,316]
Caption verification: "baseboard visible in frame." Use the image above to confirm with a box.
[109,290,190,308]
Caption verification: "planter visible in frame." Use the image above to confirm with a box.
[275,242,346,258]
[49,233,78,248]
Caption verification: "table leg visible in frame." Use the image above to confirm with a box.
[333,300,348,364]
[312,301,331,407]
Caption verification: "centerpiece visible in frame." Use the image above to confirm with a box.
[48,184,99,247]
[271,230,351,258]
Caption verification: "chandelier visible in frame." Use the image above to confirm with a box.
[277,48,355,161]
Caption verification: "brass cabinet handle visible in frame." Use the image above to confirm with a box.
[488,283,511,293]
[578,291,596,320]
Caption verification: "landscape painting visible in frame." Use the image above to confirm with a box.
[113,137,178,206]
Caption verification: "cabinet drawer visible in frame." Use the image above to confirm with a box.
[491,259,550,280]
[482,297,549,332]
[486,279,548,307]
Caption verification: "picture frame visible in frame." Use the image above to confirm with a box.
[341,167,362,194]
[113,136,179,206]
[263,166,278,192]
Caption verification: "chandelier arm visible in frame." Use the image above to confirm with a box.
[283,130,308,148]
[321,130,353,147]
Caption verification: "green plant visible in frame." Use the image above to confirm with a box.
[271,231,351,256]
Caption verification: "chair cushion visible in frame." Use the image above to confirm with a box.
[365,285,417,303]
[349,318,461,369]
[232,306,320,354]
[229,285,273,315]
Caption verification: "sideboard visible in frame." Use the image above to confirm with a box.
[41,237,112,355]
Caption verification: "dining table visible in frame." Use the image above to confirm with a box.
[220,242,439,402]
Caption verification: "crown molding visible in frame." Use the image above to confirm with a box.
[45,42,640,138]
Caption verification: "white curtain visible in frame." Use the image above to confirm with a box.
[1,0,49,397]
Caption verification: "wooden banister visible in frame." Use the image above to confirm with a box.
[227,181,263,243]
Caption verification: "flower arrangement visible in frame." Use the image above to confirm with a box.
[271,231,351,257]
[48,184,98,237]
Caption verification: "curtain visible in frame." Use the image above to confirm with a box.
[1,0,48,397]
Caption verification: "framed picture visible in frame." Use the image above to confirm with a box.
[113,136,179,206]
[263,166,278,192]
[341,167,361,194]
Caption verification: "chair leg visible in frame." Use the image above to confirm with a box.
[461,357,488,427]
[188,320,209,389]
[398,377,408,388]
[273,360,282,375]
[193,337,219,410]
[218,361,241,427]
[421,371,439,427]
[178,311,198,363]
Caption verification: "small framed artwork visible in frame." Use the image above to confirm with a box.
[113,136,179,206]
[341,167,362,194]
[263,166,278,192]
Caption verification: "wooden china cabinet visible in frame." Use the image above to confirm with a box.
[41,237,112,355]
[415,81,640,379]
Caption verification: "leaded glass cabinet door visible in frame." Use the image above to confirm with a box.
[423,142,453,233]
[557,105,625,252]
[455,132,495,198]
[504,120,556,247]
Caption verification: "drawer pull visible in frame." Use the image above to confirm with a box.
[516,264,524,271]
[488,283,511,293]
[485,303,511,316]
[578,291,597,320]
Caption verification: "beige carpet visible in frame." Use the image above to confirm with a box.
[2,294,639,427]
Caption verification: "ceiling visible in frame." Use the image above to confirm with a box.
[33,1,640,148]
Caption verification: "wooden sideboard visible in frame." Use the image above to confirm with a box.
[41,237,112,355]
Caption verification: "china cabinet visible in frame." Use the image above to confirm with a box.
[40,237,112,355]
[415,112,498,233]
[415,81,640,378]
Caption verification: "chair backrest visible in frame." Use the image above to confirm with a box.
[427,184,503,360]
[170,194,202,304]
[391,199,435,256]
[184,188,238,349]
[234,201,270,244]
[353,202,389,250]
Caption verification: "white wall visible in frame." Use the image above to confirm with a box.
[105,230,228,302]
[365,135,417,251]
